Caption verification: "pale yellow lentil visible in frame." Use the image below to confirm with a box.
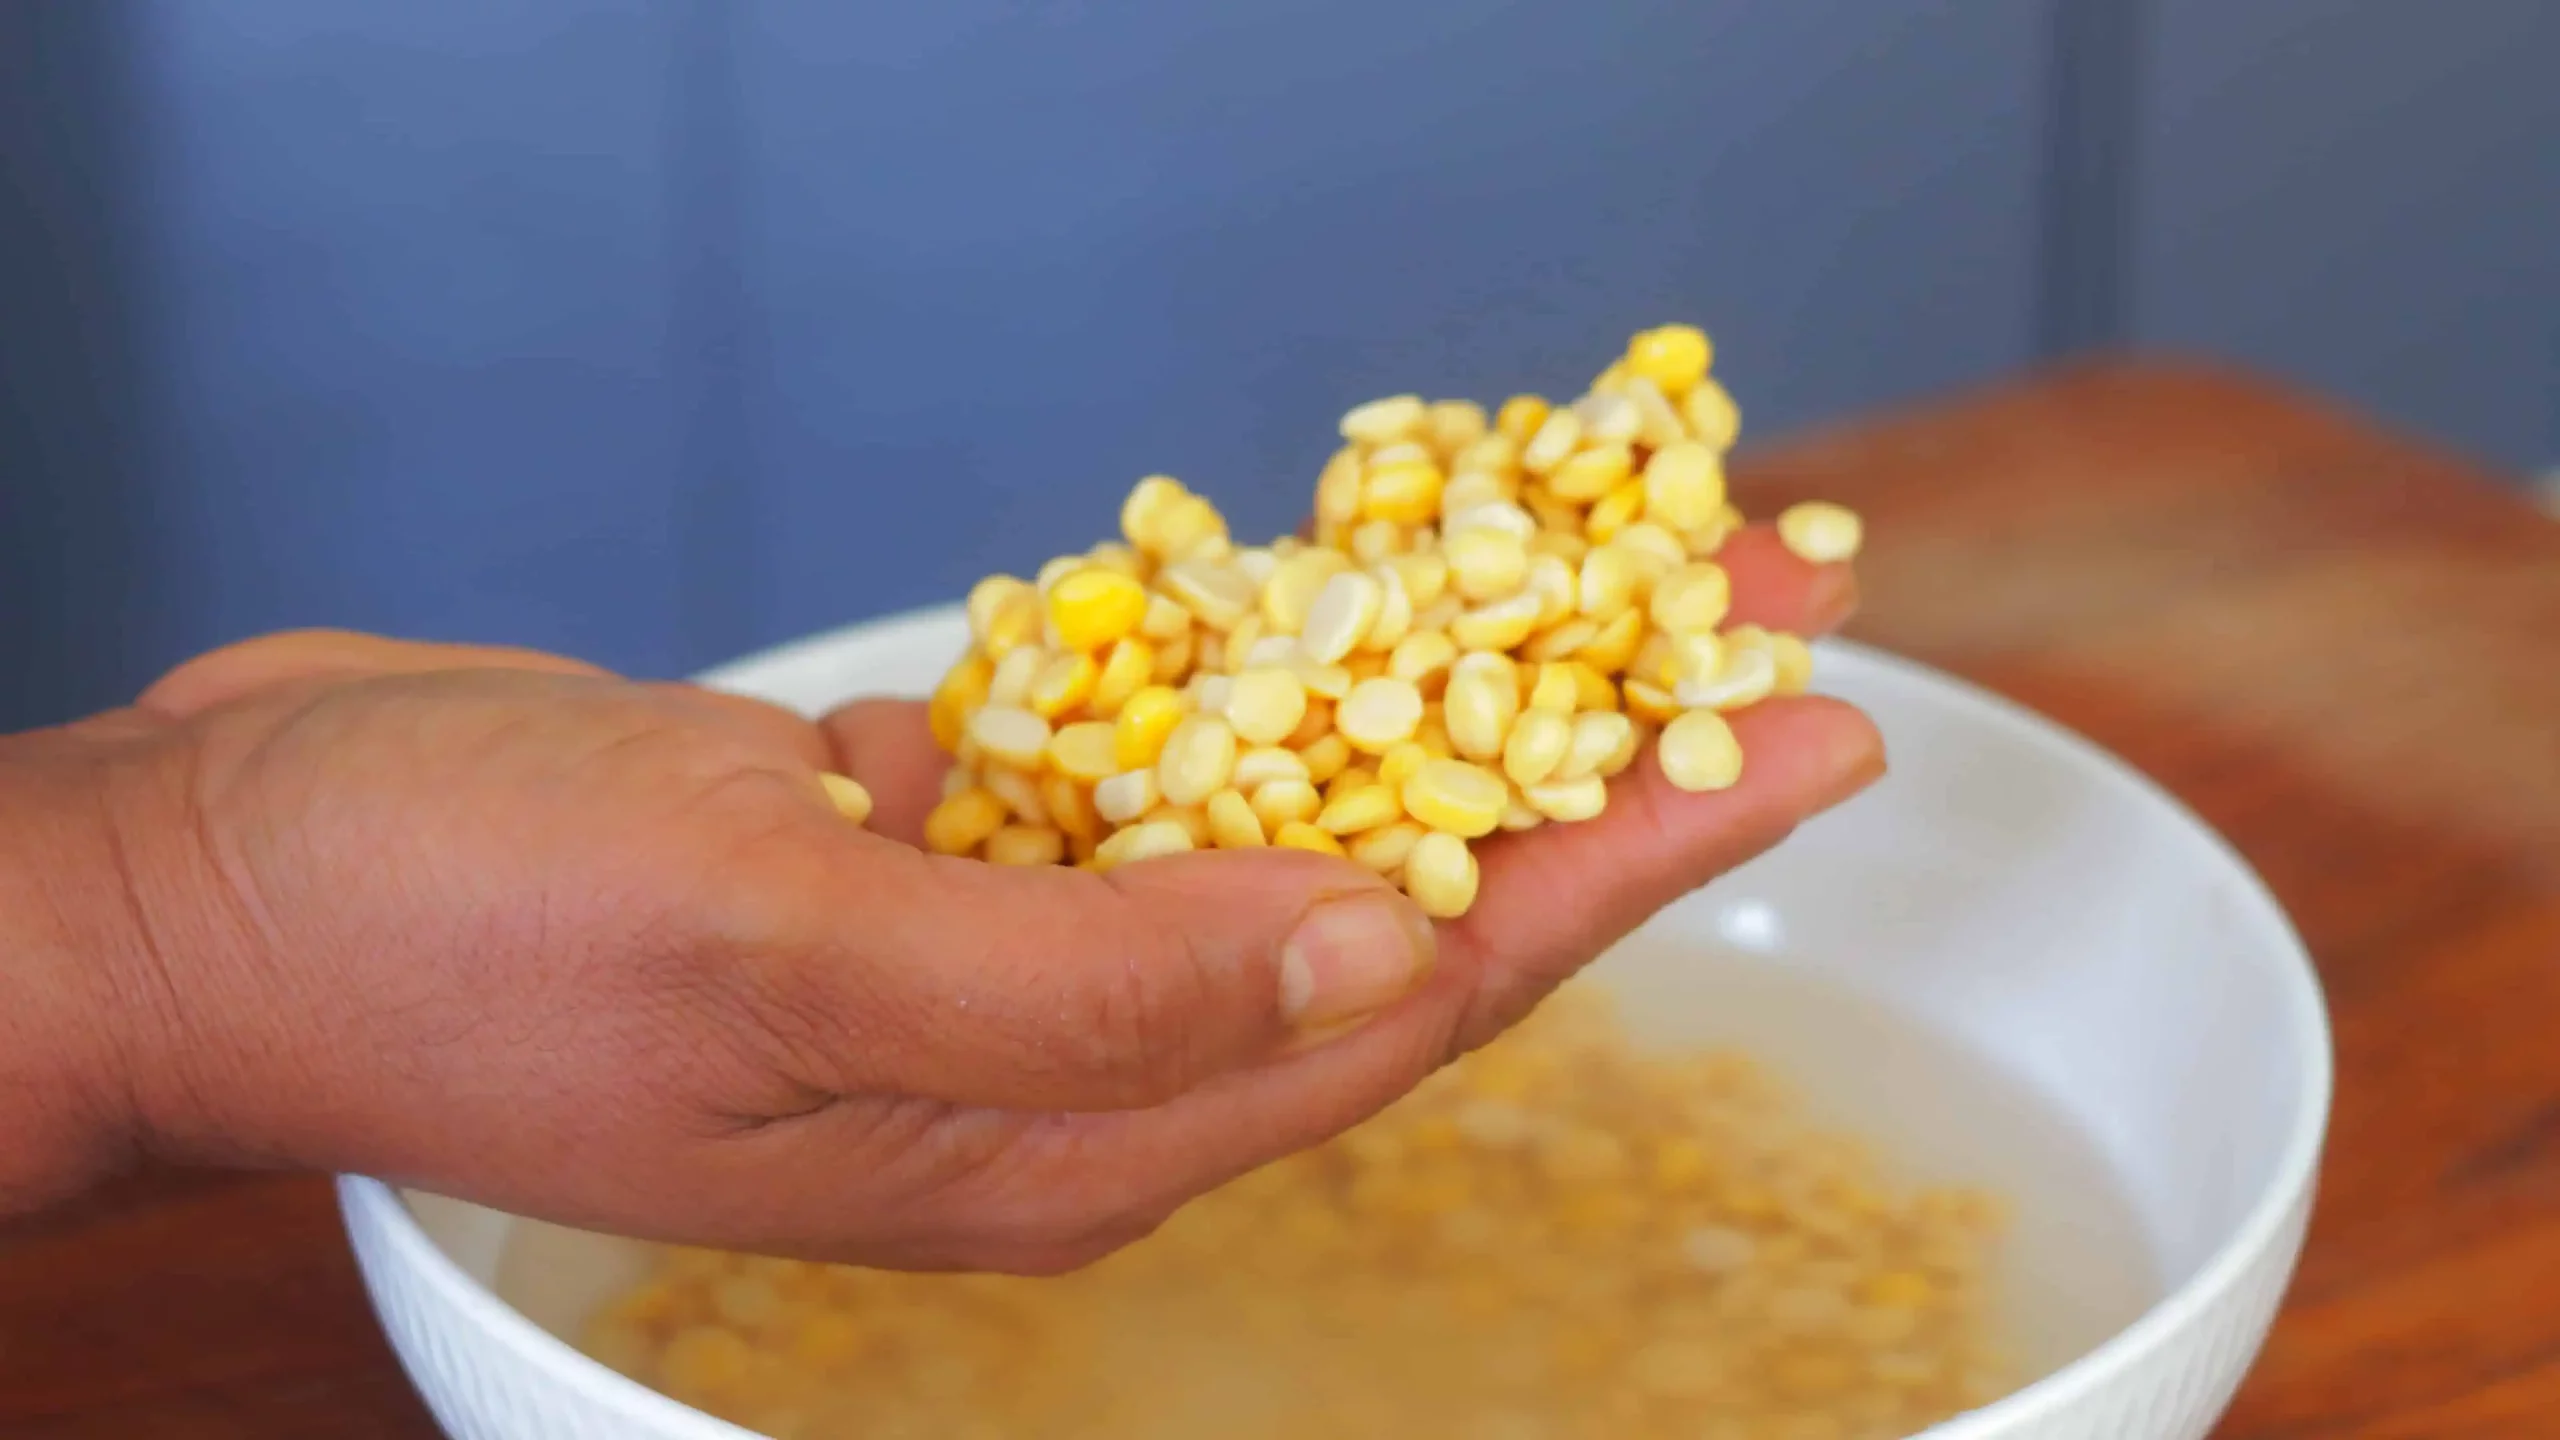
[896,327,1859,915]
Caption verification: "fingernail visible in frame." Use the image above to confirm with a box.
[1279,890,1437,1033]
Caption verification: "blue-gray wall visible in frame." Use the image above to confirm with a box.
[2123,0,2560,467]
[4,1,2553,729]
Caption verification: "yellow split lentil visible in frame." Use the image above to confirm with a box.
[585,986,2011,1440]
[907,325,1866,912]
[816,773,874,826]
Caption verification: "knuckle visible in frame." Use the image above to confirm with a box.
[1072,892,1222,1105]
[1454,978,1560,1060]
[135,638,290,711]
[1618,764,1695,865]
[621,780,883,1094]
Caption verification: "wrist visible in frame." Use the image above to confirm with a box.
[0,711,304,1210]
[0,721,167,1211]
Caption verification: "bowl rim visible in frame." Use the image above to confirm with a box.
[341,1174,765,1439]
[341,606,2334,1438]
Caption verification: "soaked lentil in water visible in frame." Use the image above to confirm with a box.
[583,987,2011,1440]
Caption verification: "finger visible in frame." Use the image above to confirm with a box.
[816,697,950,844]
[737,829,1438,1115]
[137,629,612,718]
[1446,695,1882,1047]
[793,943,1475,1269]
[983,964,1473,1250]
[1715,525,1859,636]
[713,954,1473,1269]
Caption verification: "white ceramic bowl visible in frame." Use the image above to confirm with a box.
[341,607,2331,1440]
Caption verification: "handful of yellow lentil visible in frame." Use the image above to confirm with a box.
[915,326,1862,918]
[586,985,2010,1440]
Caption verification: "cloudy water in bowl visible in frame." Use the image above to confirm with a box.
[1590,932,2162,1384]
[492,937,2160,1419]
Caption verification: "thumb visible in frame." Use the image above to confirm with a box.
[773,834,1439,1114]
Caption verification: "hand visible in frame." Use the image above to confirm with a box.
[7,526,1874,1271]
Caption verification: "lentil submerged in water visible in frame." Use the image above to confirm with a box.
[584,987,2012,1440]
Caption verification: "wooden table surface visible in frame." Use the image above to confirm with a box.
[5,361,2555,1438]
